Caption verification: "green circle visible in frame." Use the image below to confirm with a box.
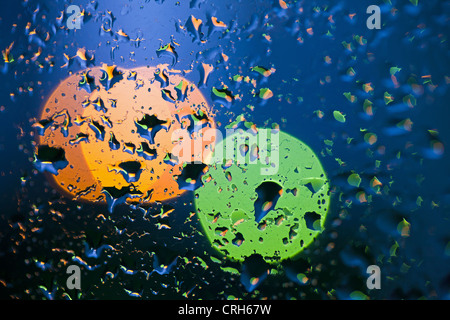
[195,129,330,263]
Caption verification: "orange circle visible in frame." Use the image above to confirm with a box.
[35,64,216,205]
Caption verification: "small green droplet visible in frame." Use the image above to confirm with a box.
[333,110,346,123]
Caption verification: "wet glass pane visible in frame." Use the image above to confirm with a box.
[0,0,449,301]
